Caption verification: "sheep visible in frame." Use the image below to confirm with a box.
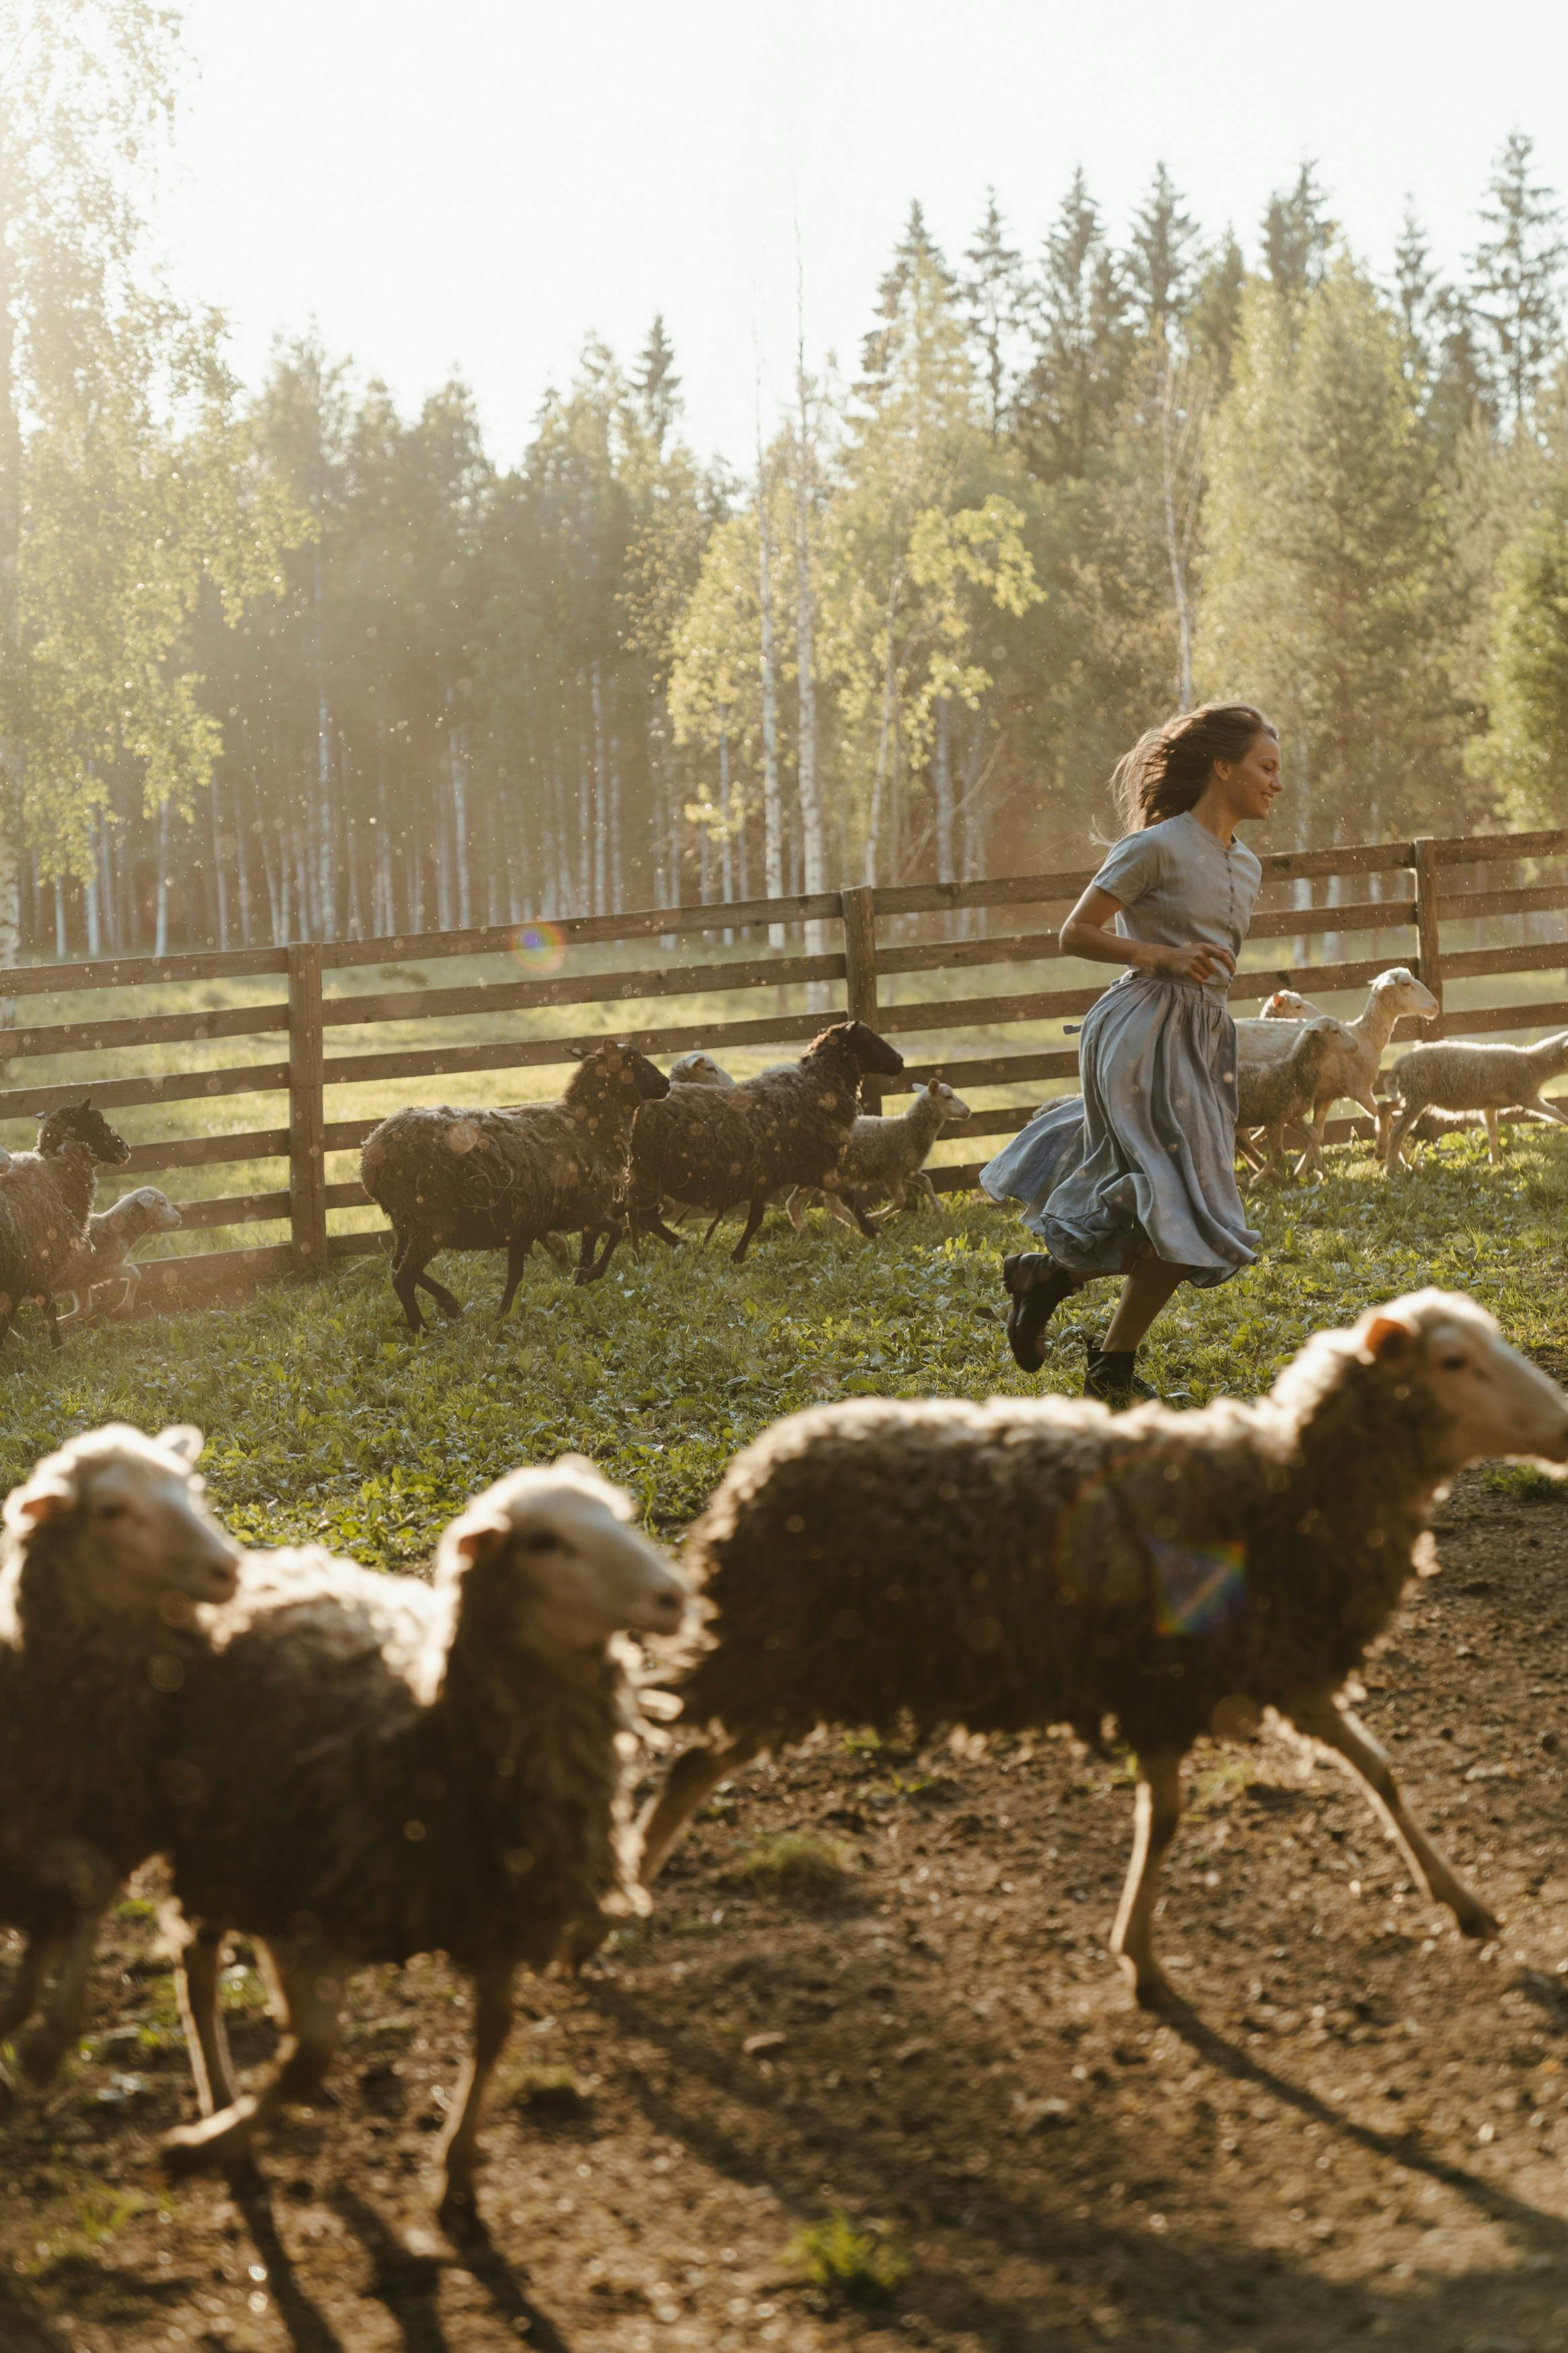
[0,1099,132,1347]
[54,1186,182,1326]
[635,1289,1568,2010]
[787,1078,973,1230]
[1237,967,1438,1173]
[1234,1016,1358,1185]
[0,1424,241,2081]
[667,1051,737,1088]
[360,1041,671,1330]
[158,1459,689,2210]
[1381,1032,1568,1170]
[583,1020,907,1279]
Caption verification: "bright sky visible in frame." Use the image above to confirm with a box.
[165,0,1568,470]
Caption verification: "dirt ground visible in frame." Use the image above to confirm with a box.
[5,1474,1568,2353]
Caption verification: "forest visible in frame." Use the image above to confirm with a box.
[5,5,1568,963]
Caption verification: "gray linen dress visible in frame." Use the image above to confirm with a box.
[981,810,1262,1287]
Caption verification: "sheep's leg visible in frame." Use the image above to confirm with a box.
[389,1236,428,1332]
[163,1941,343,2177]
[575,1223,622,1284]
[540,1230,571,1268]
[785,1187,812,1232]
[1108,1749,1184,2009]
[496,1226,534,1319]
[913,1171,944,1218]
[636,1734,764,1882]
[643,1213,684,1248]
[729,1195,768,1264]
[0,1931,53,2045]
[1383,1103,1419,1172]
[1530,1096,1568,1130]
[415,1267,464,1319]
[176,1922,239,2116]
[1484,1109,1502,1166]
[1289,1693,1498,1940]
[438,1960,515,2213]
[16,1909,106,2082]
[44,1296,63,1351]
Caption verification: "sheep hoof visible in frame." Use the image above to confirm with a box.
[15,2026,71,2087]
[437,2180,482,2237]
[1122,1958,1176,2011]
[161,2108,257,2180]
[1454,1899,1501,1942]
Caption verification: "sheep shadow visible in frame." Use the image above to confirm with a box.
[329,2185,574,2353]
[230,2167,347,2353]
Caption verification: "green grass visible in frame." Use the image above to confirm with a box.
[790,2210,910,2304]
[723,1831,859,1901]
[0,1126,1563,1562]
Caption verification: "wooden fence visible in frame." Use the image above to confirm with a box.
[1,824,1566,1308]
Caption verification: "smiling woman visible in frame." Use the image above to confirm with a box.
[987,703,1282,1402]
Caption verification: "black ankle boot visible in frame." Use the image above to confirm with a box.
[1084,1343,1158,1407]
[1001,1252,1077,1373]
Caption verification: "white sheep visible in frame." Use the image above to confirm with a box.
[54,1186,183,1326]
[159,1459,688,2212]
[667,1051,737,1088]
[0,1425,240,2081]
[787,1078,973,1229]
[636,1291,1567,2009]
[1236,967,1438,1174]
[1380,1032,1568,1170]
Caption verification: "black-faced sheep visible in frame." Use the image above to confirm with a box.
[0,1099,132,1347]
[0,1425,240,2079]
[360,1042,671,1330]
[1380,1033,1568,1170]
[636,1291,1568,2009]
[788,1077,972,1228]
[583,1020,906,1278]
[54,1186,182,1325]
[159,1460,688,2212]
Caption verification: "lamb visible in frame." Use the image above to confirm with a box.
[1381,1033,1568,1170]
[1237,967,1438,1174]
[360,1041,671,1330]
[635,1290,1568,2009]
[667,1051,737,1087]
[157,1460,688,2211]
[1234,1016,1358,1185]
[0,1099,133,1347]
[787,1078,973,1229]
[0,1424,240,2081]
[54,1186,182,1325]
[583,1020,906,1279]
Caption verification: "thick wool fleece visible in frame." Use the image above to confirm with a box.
[675,1328,1456,1762]
[0,1103,132,1318]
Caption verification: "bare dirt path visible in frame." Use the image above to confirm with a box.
[4,1475,1568,2353]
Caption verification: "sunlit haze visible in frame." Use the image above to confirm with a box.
[167,0,1567,463]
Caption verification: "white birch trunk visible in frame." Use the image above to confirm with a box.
[450,722,472,930]
[792,330,827,998]
[756,488,785,946]
[154,797,171,957]
[718,714,735,941]
[609,734,624,914]
[934,696,955,883]
[1159,346,1196,711]
[863,569,901,888]
[54,875,66,959]
[210,776,230,950]
[590,663,610,920]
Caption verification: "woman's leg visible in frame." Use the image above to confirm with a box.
[1100,1257,1190,1353]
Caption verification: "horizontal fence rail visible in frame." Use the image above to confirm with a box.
[0,826,1564,1308]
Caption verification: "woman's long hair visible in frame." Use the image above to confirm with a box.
[1110,703,1276,833]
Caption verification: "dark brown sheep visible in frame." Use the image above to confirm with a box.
[0,1099,133,1347]
[583,1020,906,1279]
[360,1042,671,1330]
[637,1291,1568,2008]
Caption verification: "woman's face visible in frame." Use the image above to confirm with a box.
[1216,729,1282,822]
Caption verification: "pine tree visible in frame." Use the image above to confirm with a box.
[1471,130,1567,433]
[1471,465,1568,821]
[961,190,1026,438]
[1186,231,1247,390]
[1128,163,1198,342]
[862,202,954,385]
[633,314,682,458]
[1262,163,1335,305]
[1393,204,1438,372]
[1019,169,1131,482]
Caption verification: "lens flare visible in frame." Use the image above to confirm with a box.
[1147,1537,1248,1637]
[511,920,567,975]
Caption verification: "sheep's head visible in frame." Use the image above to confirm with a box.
[917,1078,971,1123]
[36,1098,132,1166]
[668,1052,735,1088]
[1538,1031,1568,1072]
[3,1423,241,1612]
[1375,967,1438,1021]
[1295,1016,1356,1076]
[1260,989,1316,1020]
[436,1457,689,1654]
[122,1187,183,1234]
[567,1043,671,1105]
[822,1021,905,1079]
[1346,1291,1568,1476]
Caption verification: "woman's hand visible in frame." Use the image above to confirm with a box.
[1151,939,1236,986]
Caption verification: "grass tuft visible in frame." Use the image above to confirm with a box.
[505,2062,591,2119]
[791,2210,909,2303]
[724,1831,857,1901]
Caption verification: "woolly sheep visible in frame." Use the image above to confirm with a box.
[360,1042,671,1330]
[0,1099,132,1347]
[1238,967,1438,1174]
[0,1425,240,2081]
[667,1051,737,1088]
[636,1291,1568,2009]
[1234,1017,1357,1185]
[583,1020,906,1278]
[1381,1032,1568,1170]
[159,1460,688,2210]
[788,1077,973,1229]
[54,1187,182,1326]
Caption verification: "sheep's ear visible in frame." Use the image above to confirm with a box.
[566,1044,589,1062]
[1357,1308,1418,1367]
[156,1425,204,1465]
[3,1467,75,1531]
[449,1508,511,1564]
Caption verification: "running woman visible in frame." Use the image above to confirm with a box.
[993,703,1282,1404]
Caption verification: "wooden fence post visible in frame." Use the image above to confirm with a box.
[288,941,328,1273]
[840,885,884,1109]
[1411,836,1444,1035]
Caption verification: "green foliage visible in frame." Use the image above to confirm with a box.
[790,2211,910,2303]
[1471,472,1568,823]
[724,1832,858,1901]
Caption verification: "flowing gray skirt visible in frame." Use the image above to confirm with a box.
[980,973,1257,1289]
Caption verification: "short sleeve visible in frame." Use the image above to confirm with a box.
[1089,828,1164,908]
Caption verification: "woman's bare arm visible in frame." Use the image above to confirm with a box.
[1059,883,1236,988]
